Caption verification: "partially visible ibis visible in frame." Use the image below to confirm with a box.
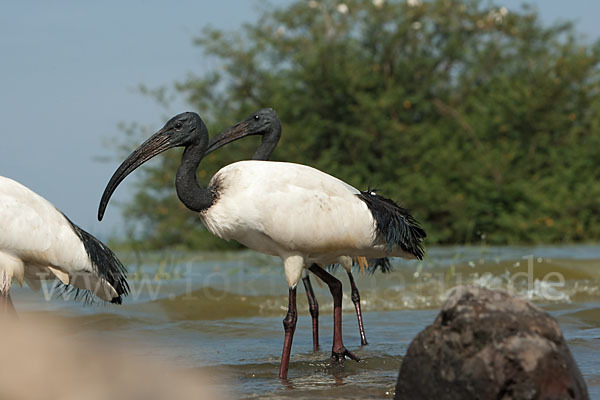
[0,176,129,315]
[205,108,396,348]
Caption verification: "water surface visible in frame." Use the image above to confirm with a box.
[13,245,600,398]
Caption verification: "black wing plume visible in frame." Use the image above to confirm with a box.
[357,190,426,259]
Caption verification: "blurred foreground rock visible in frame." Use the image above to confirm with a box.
[395,286,588,400]
[0,316,227,400]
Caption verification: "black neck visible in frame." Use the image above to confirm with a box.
[252,122,281,161]
[176,140,215,212]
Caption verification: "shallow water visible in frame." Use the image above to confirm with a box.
[12,245,600,399]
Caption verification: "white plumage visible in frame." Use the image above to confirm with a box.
[97,111,425,379]
[203,108,394,349]
[0,176,128,309]
[201,161,413,286]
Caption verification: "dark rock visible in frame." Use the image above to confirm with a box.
[395,286,588,400]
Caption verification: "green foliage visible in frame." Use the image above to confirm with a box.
[110,0,600,249]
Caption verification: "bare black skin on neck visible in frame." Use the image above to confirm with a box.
[176,139,215,213]
[252,114,281,160]
[98,112,215,220]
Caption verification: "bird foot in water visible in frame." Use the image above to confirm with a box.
[331,348,360,363]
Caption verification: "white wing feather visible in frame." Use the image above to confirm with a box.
[0,177,93,287]
[201,161,380,261]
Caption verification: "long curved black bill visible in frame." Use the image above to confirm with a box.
[204,121,250,156]
[98,129,172,221]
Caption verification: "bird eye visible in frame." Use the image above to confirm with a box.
[175,122,183,130]
[254,115,260,121]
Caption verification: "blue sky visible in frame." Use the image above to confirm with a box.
[1,0,598,240]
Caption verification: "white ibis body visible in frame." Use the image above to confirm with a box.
[97,112,425,379]
[205,108,402,348]
[0,176,129,314]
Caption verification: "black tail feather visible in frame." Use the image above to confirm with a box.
[326,257,393,275]
[64,215,129,303]
[54,282,96,305]
[366,257,393,274]
[357,190,426,259]
[52,282,124,305]
[326,263,342,273]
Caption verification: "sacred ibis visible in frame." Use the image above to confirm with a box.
[205,108,396,348]
[97,112,425,379]
[0,176,129,315]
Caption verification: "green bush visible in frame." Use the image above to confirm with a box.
[109,0,600,250]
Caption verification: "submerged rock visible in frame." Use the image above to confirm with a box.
[394,286,588,400]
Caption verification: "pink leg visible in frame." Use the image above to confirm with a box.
[308,264,359,363]
[302,274,320,351]
[347,271,368,346]
[279,286,297,380]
